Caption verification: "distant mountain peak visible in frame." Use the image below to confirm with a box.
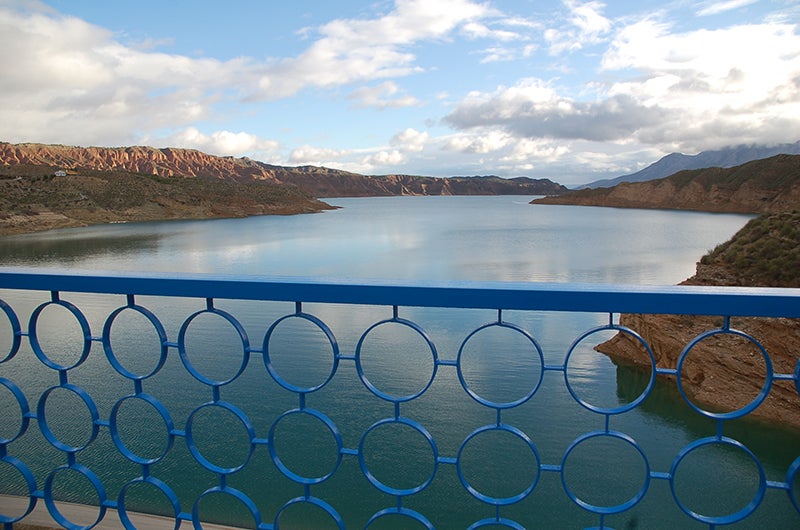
[581,141,800,189]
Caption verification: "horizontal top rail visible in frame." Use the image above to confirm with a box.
[0,267,798,317]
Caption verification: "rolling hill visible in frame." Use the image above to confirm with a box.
[582,141,800,189]
[533,154,800,213]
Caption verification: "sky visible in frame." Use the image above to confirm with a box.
[0,0,799,186]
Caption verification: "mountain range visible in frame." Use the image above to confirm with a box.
[581,141,800,189]
[0,142,567,197]
[533,154,800,213]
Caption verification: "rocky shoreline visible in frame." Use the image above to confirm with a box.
[0,171,336,237]
[596,213,800,429]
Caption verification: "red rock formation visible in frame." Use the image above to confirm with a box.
[0,142,568,197]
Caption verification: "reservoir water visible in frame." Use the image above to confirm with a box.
[0,196,797,528]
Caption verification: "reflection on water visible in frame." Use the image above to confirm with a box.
[0,227,162,265]
[1,197,797,527]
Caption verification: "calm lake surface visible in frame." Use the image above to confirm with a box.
[0,196,797,529]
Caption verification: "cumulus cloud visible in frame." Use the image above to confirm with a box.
[602,20,800,148]
[348,81,420,109]
[288,146,351,166]
[365,149,407,167]
[252,0,492,100]
[391,128,429,152]
[154,128,280,157]
[443,79,669,142]
[444,18,800,154]
[444,130,512,154]
[0,7,250,146]
[0,0,492,149]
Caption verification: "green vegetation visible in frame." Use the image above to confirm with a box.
[0,166,332,235]
[669,154,800,191]
[699,211,800,287]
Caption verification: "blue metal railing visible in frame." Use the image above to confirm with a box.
[0,268,798,529]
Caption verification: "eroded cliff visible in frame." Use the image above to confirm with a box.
[533,154,800,214]
[596,212,800,428]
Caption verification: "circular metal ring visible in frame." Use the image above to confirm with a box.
[178,307,250,387]
[185,401,255,475]
[560,430,650,515]
[118,476,181,530]
[355,317,438,403]
[0,298,21,363]
[788,456,800,514]
[564,325,656,415]
[794,357,800,397]
[669,436,766,525]
[103,304,168,380]
[365,506,434,529]
[676,328,772,420]
[37,384,99,453]
[274,496,345,529]
[29,299,91,371]
[467,517,526,530]
[110,393,175,465]
[44,463,107,530]
[0,456,37,524]
[457,320,544,409]
[358,416,439,497]
[191,486,261,530]
[263,312,340,394]
[0,377,30,444]
[456,423,540,506]
[268,408,343,485]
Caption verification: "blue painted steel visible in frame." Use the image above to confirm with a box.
[560,430,651,515]
[355,316,439,403]
[0,268,798,529]
[358,416,439,497]
[0,267,799,316]
[263,310,340,393]
[669,436,767,525]
[268,408,343,485]
[676,327,774,420]
[564,324,656,415]
[457,320,544,409]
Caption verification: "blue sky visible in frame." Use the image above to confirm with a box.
[1,0,798,185]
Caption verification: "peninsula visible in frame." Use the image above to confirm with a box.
[0,141,567,236]
[531,154,800,214]
[549,155,800,428]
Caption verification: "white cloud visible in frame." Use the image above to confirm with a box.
[365,149,407,167]
[461,21,521,41]
[443,78,665,142]
[697,0,759,17]
[479,46,519,63]
[348,81,420,109]
[602,20,800,149]
[0,7,252,147]
[288,146,351,165]
[154,128,280,157]
[444,18,800,154]
[391,128,430,152]
[546,0,612,54]
[252,0,492,99]
[0,0,492,149]
[444,130,512,154]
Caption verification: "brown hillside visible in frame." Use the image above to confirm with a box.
[596,212,800,428]
[0,142,567,197]
[532,154,800,213]
[0,170,333,236]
